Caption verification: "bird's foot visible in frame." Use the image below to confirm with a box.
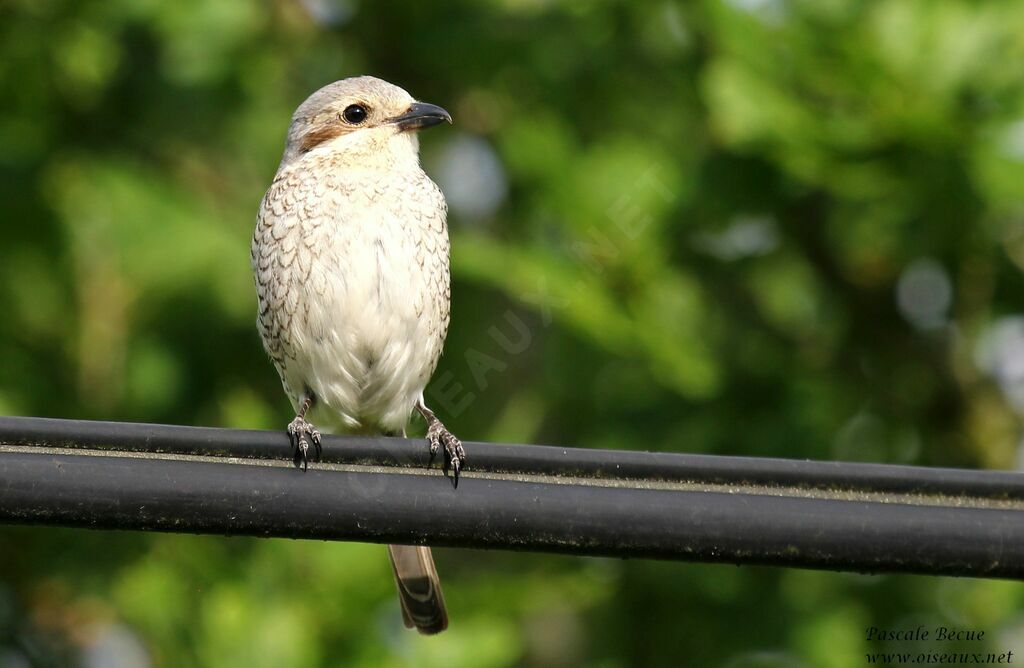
[427,420,466,485]
[287,415,322,471]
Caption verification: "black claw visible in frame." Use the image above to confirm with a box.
[287,417,319,471]
[424,419,465,486]
[289,433,300,469]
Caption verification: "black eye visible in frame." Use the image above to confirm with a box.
[342,104,368,124]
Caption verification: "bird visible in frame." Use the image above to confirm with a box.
[251,76,463,634]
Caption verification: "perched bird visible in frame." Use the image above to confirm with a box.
[251,76,463,634]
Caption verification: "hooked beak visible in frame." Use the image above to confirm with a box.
[391,102,452,132]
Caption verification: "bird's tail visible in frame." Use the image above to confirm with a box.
[387,544,448,634]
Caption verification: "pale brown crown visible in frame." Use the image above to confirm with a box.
[281,76,417,162]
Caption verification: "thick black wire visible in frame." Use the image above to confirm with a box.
[1,416,1022,579]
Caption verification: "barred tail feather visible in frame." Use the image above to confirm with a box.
[387,544,448,634]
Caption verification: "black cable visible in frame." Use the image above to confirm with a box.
[0,416,1022,578]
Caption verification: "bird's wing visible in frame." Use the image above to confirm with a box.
[387,544,448,635]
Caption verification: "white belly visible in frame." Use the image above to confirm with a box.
[254,151,450,435]
[280,205,444,434]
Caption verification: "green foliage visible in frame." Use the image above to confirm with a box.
[2,0,1024,665]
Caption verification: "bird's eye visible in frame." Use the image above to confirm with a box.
[342,104,368,125]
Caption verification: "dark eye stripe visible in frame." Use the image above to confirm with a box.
[299,125,347,153]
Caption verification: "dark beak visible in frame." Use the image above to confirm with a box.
[392,102,452,132]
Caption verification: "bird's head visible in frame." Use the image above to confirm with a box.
[279,76,452,169]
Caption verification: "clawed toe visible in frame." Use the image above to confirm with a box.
[427,425,442,459]
[287,416,321,471]
[311,429,322,461]
[426,421,466,485]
